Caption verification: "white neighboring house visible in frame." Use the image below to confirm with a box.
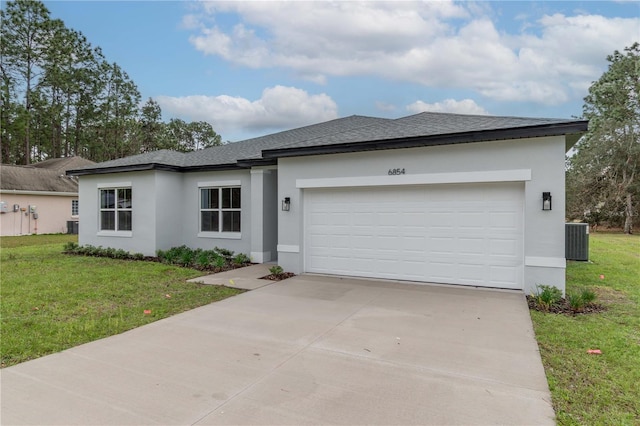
[0,157,95,236]
[68,112,588,294]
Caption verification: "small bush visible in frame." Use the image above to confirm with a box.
[580,287,597,304]
[178,250,195,267]
[195,250,212,268]
[567,293,587,312]
[533,285,563,311]
[64,243,250,273]
[132,253,144,261]
[269,265,284,275]
[63,242,79,253]
[216,247,234,260]
[114,249,129,260]
[213,256,226,269]
[233,253,251,265]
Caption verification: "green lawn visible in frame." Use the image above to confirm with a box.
[2,233,638,424]
[530,232,640,425]
[0,234,243,367]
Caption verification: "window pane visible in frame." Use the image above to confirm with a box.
[101,211,115,230]
[71,200,79,216]
[201,188,218,209]
[118,188,132,209]
[222,211,241,232]
[118,211,132,231]
[201,211,219,232]
[231,187,241,208]
[100,189,115,209]
[221,188,231,209]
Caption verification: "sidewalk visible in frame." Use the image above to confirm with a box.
[187,263,276,290]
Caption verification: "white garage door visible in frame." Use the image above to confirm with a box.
[304,182,523,289]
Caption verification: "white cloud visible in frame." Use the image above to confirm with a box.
[406,99,489,115]
[185,2,639,105]
[156,85,338,139]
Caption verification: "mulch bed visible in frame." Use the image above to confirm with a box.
[260,272,296,282]
[526,295,606,315]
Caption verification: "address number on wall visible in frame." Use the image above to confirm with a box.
[388,168,406,175]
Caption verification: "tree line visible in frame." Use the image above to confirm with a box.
[567,43,639,234]
[0,0,221,165]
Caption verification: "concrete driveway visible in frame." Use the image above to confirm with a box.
[1,275,554,425]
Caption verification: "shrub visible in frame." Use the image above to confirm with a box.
[178,249,195,267]
[580,287,597,304]
[533,285,563,311]
[63,242,79,253]
[567,293,587,313]
[212,256,226,269]
[64,243,251,272]
[195,250,213,268]
[156,249,166,261]
[114,249,129,259]
[233,253,251,265]
[269,265,284,275]
[216,247,234,260]
[132,253,144,261]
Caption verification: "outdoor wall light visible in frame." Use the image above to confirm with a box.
[282,197,291,212]
[542,192,552,211]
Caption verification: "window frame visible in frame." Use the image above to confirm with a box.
[198,181,242,239]
[71,199,79,217]
[97,183,133,236]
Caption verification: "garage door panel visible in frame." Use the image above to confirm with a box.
[304,183,523,289]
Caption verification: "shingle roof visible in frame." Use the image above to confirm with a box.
[1,157,95,192]
[29,156,95,173]
[67,149,186,173]
[184,115,389,167]
[268,112,582,150]
[67,112,588,176]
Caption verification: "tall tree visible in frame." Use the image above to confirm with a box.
[568,43,640,234]
[137,97,167,152]
[0,0,223,164]
[1,0,52,164]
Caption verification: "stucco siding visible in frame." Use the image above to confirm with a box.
[78,171,157,255]
[154,171,184,252]
[263,169,279,260]
[180,170,252,255]
[277,136,567,294]
[0,193,77,236]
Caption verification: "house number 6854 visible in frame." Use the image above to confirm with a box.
[388,168,406,175]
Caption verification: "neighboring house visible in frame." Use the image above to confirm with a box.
[1,157,95,236]
[68,112,588,294]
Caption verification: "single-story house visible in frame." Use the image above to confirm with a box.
[1,156,94,236]
[68,112,588,294]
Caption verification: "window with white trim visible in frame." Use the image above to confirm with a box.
[200,187,241,233]
[99,187,132,231]
[71,199,79,216]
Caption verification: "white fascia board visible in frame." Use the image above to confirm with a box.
[0,189,77,197]
[296,169,532,189]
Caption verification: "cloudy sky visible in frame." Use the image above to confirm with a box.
[44,1,639,141]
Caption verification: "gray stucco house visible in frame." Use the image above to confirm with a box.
[68,112,587,294]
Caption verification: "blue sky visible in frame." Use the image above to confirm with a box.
[42,1,639,142]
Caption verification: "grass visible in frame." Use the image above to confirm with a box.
[530,232,640,425]
[0,234,243,367]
